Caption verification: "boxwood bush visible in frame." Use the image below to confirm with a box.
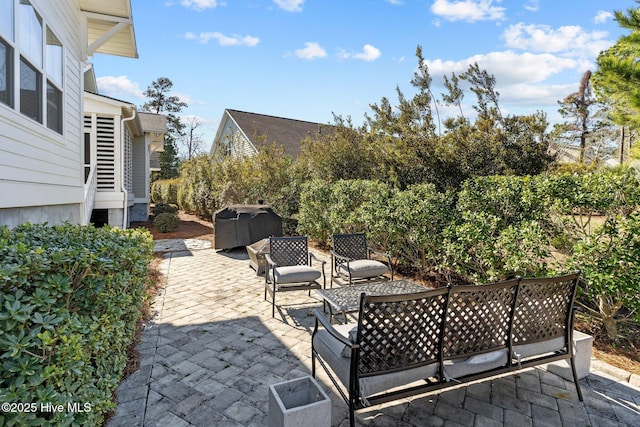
[153,212,180,233]
[0,223,154,426]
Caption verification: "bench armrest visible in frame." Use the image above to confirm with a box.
[265,253,277,267]
[313,309,357,349]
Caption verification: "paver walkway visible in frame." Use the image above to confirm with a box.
[107,241,640,426]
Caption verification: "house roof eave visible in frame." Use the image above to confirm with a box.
[78,0,138,59]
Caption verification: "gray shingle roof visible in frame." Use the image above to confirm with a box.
[227,109,331,158]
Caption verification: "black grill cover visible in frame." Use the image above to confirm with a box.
[213,205,283,249]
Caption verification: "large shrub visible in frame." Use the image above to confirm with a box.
[177,155,218,219]
[298,179,334,245]
[567,214,640,340]
[443,175,553,282]
[381,184,456,274]
[151,178,181,204]
[546,167,640,240]
[0,223,154,426]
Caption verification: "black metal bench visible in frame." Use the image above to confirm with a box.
[311,272,583,427]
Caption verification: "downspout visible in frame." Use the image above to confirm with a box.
[121,107,136,229]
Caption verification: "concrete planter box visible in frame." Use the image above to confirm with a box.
[268,376,330,427]
[546,330,593,380]
[247,238,269,276]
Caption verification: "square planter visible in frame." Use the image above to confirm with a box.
[546,330,593,380]
[247,238,270,276]
[268,376,330,427]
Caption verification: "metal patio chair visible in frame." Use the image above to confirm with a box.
[265,236,326,317]
[330,232,393,287]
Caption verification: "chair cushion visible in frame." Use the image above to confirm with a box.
[443,349,508,380]
[313,328,439,398]
[337,259,388,279]
[269,265,321,284]
[513,337,566,359]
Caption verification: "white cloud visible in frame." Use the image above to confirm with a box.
[502,23,612,57]
[96,75,144,99]
[294,42,327,60]
[340,44,382,62]
[274,0,305,12]
[385,0,403,5]
[426,51,577,86]
[184,31,260,46]
[430,0,506,23]
[423,50,589,122]
[594,10,613,24]
[524,0,539,12]
[180,0,220,11]
[354,44,382,61]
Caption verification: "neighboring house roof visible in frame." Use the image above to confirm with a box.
[213,109,331,159]
[78,0,138,59]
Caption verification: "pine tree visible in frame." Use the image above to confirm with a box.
[141,77,187,179]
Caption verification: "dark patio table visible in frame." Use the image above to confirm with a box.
[316,279,428,323]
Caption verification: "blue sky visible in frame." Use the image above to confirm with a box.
[92,0,635,154]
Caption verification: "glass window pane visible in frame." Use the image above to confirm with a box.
[20,56,41,122]
[46,27,61,86]
[19,0,42,68]
[0,0,14,40]
[46,80,62,133]
[0,37,13,107]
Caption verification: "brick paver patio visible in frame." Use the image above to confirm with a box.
[106,242,640,426]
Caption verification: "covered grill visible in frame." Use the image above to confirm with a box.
[213,204,283,250]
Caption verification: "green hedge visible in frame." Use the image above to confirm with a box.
[297,168,640,340]
[151,178,181,205]
[0,223,154,426]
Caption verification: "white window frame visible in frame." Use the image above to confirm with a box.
[0,0,64,134]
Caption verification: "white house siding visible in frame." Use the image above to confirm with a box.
[213,114,258,158]
[0,0,85,227]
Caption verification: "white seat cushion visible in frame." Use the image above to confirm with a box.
[313,328,439,398]
[338,259,388,279]
[513,337,566,359]
[270,265,321,284]
[443,349,508,380]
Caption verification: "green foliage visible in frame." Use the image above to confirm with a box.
[152,203,178,216]
[568,214,640,339]
[298,179,334,245]
[175,147,297,222]
[593,4,640,128]
[0,223,153,426]
[297,116,382,183]
[383,184,457,274]
[547,167,640,240]
[153,212,180,233]
[151,178,181,204]
[177,155,217,218]
[443,175,553,282]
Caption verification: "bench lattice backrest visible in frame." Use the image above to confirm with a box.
[512,272,579,345]
[357,288,449,376]
[269,236,309,267]
[443,280,519,358]
[333,233,368,263]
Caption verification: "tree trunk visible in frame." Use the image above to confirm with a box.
[598,294,621,341]
[619,126,625,165]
